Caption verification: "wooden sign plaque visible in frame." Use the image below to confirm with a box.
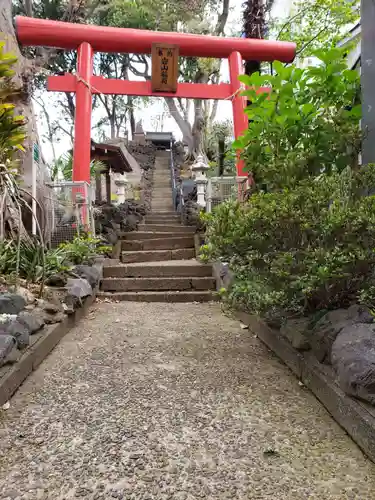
[151,43,179,93]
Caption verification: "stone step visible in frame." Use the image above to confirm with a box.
[104,260,212,278]
[101,276,216,292]
[144,220,181,226]
[151,207,175,212]
[140,224,194,233]
[123,232,186,241]
[144,218,181,225]
[151,205,175,210]
[121,248,195,263]
[97,290,216,302]
[149,211,178,216]
[121,236,194,251]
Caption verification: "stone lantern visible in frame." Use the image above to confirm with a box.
[114,173,128,205]
[191,155,209,208]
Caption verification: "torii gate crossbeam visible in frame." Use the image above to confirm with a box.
[15,16,296,182]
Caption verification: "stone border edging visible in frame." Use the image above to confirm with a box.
[0,290,97,407]
[235,311,375,463]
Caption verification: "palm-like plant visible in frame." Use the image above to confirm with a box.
[50,153,106,181]
[0,41,25,164]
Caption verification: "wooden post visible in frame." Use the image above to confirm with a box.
[361,1,375,165]
[229,51,248,176]
[105,171,111,203]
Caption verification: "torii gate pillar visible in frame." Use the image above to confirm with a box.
[73,42,94,182]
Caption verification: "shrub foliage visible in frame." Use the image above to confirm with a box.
[202,49,369,321]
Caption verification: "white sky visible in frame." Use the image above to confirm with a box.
[35,0,288,163]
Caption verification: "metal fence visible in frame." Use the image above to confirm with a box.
[206,176,248,212]
[44,181,96,247]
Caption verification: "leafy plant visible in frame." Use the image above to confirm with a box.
[0,40,26,164]
[50,152,106,181]
[0,238,70,284]
[235,49,361,191]
[59,236,110,265]
[270,0,359,59]
[202,165,375,321]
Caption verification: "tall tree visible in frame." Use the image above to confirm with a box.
[272,0,359,59]
[107,0,230,158]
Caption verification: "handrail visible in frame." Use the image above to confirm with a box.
[169,140,186,212]
[169,140,177,210]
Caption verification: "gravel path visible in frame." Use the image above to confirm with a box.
[0,302,375,500]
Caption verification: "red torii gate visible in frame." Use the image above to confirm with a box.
[15,16,296,182]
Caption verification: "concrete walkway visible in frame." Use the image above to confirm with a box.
[1,302,375,500]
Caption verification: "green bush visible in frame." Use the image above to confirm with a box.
[202,49,366,321]
[234,49,361,190]
[201,166,375,321]
[0,236,110,285]
[59,236,111,265]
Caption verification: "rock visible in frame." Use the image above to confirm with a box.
[46,273,67,287]
[17,287,35,305]
[307,309,351,363]
[66,278,92,302]
[181,200,205,231]
[280,318,310,350]
[0,318,30,349]
[62,296,76,315]
[0,294,26,315]
[103,227,118,245]
[212,262,233,292]
[347,304,374,324]
[33,308,65,325]
[332,323,375,405]
[37,300,63,314]
[72,265,101,287]
[17,311,45,334]
[4,345,22,364]
[121,213,139,232]
[307,305,375,364]
[0,335,15,366]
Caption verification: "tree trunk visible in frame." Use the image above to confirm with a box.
[192,99,205,157]
[165,97,194,153]
[0,0,52,237]
[243,0,266,109]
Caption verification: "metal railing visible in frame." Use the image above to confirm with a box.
[169,140,178,211]
[169,141,186,213]
[206,176,248,212]
[44,181,95,247]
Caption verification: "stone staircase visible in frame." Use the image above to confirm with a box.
[100,151,215,302]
